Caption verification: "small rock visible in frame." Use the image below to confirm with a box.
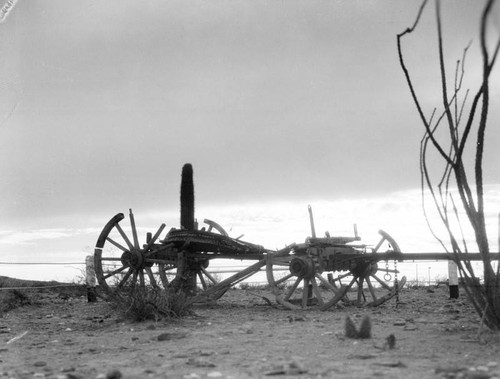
[186,358,216,368]
[393,320,406,326]
[386,334,396,349]
[33,373,46,379]
[207,372,223,378]
[34,361,48,367]
[476,366,490,372]
[183,374,201,379]
[486,362,498,368]
[106,369,122,379]
[157,332,187,341]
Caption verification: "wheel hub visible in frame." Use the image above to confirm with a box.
[289,257,315,279]
[121,249,144,269]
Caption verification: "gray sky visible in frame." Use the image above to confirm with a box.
[1,0,499,236]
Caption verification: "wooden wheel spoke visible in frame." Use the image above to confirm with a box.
[372,236,386,253]
[105,237,128,252]
[331,272,352,283]
[302,279,310,308]
[284,277,302,301]
[144,267,158,288]
[315,273,338,293]
[357,277,365,303]
[130,271,138,288]
[139,270,145,287]
[372,273,392,290]
[117,269,133,288]
[198,271,208,290]
[200,266,218,285]
[103,265,127,280]
[274,273,294,287]
[143,224,167,257]
[365,276,377,301]
[129,209,140,249]
[310,278,324,306]
[100,257,122,261]
[345,276,358,291]
[115,222,134,251]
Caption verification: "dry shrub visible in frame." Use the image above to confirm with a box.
[0,289,31,313]
[109,287,192,322]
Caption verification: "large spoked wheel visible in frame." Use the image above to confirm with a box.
[159,219,224,294]
[94,209,170,293]
[266,247,348,311]
[328,230,407,307]
[266,230,406,310]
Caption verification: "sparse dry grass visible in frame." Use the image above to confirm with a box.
[108,287,193,322]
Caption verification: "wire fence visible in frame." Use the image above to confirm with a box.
[0,259,457,292]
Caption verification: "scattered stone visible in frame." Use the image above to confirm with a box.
[157,332,187,341]
[33,373,46,378]
[61,367,76,373]
[476,366,490,372]
[106,369,122,379]
[403,325,418,331]
[186,358,216,368]
[287,315,306,322]
[435,366,467,375]
[373,361,407,368]
[385,334,396,350]
[34,361,48,367]
[207,372,223,378]
[183,374,201,379]
[466,371,492,379]
[63,373,83,379]
[393,320,406,326]
[264,361,307,376]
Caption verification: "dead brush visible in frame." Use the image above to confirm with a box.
[108,287,192,322]
[0,289,31,313]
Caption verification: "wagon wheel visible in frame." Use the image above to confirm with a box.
[266,246,349,310]
[159,219,226,294]
[327,230,407,308]
[266,231,406,310]
[94,209,171,293]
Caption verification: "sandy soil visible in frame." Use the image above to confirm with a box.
[1,285,500,379]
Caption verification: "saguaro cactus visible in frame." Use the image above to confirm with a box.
[177,163,197,295]
[180,163,195,230]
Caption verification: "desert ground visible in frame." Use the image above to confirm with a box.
[1,282,500,379]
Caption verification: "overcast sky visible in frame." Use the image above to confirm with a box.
[1,1,499,279]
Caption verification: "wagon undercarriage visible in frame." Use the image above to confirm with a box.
[95,164,498,310]
[94,165,418,310]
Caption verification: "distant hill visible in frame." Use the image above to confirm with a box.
[0,276,70,288]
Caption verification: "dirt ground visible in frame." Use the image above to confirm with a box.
[1,285,500,379]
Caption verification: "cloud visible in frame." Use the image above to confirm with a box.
[0,227,98,246]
